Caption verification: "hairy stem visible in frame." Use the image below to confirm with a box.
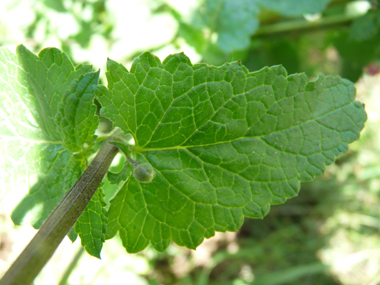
[0,142,119,285]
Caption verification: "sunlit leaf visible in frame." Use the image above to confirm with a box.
[0,45,102,254]
[97,52,367,252]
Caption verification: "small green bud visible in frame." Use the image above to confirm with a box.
[133,163,156,183]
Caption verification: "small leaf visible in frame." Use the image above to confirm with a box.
[97,52,366,253]
[75,186,108,258]
[0,45,90,227]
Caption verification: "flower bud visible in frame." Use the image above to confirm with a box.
[133,163,155,183]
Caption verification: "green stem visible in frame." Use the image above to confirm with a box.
[0,142,119,285]
[58,247,85,285]
[254,13,362,36]
[126,157,139,168]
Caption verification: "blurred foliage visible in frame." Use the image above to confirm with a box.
[1,0,380,284]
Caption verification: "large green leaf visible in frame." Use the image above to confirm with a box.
[0,45,101,253]
[0,45,91,223]
[0,47,73,214]
[96,52,366,252]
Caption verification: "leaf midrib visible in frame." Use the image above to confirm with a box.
[132,99,356,152]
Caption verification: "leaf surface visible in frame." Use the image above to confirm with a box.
[0,47,66,212]
[11,152,87,228]
[0,45,98,236]
[96,52,367,252]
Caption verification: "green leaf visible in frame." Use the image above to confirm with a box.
[0,45,94,229]
[56,71,100,152]
[257,0,331,16]
[0,49,38,205]
[11,152,87,228]
[96,52,367,252]
[2,45,107,258]
[75,186,108,258]
[16,45,93,141]
[196,0,260,53]
[0,47,66,211]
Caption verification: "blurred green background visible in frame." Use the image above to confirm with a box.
[1,0,380,284]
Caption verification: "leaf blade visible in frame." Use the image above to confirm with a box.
[75,186,108,258]
[98,52,366,252]
[0,46,93,231]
